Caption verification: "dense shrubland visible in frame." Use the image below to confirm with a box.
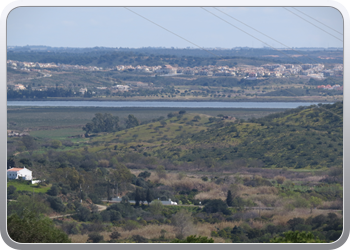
[7,102,343,243]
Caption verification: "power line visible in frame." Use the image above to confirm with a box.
[291,7,343,36]
[283,7,342,42]
[213,7,321,64]
[124,7,221,58]
[125,7,325,65]
[201,7,307,65]
[124,7,242,84]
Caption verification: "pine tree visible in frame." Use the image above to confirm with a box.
[226,190,233,207]
[146,188,153,205]
[135,188,141,206]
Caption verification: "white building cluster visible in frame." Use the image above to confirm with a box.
[7,59,343,81]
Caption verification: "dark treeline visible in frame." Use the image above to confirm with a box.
[7,47,342,68]
[7,88,87,99]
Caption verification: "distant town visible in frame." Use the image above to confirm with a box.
[6,60,344,94]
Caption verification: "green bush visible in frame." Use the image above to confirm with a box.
[87,232,104,243]
[131,234,149,243]
[46,185,59,196]
[7,211,71,243]
[203,199,231,215]
[46,196,65,212]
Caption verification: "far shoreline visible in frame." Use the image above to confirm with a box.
[6,97,338,103]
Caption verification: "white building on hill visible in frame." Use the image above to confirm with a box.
[7,167,32,181]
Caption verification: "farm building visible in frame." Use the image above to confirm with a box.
[7,167,32,181]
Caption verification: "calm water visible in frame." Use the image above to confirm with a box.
[7,101,330,109]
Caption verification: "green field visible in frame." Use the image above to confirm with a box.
[29,128,84,140]
[7,180,51,194]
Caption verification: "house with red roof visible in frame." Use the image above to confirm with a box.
[7,167,32,180]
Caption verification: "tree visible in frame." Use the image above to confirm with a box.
[21,136,36,150]
[75,206,91,222]
[167,112,176,118]
[51,140,62,149]
[203,199,231,215]
[126,114,139,128]
[270,231,325,243]
[46,196,65,212]
[82,122,94,136]
[131,234,148,243]
[226,190,233,207]
[193,115,201,121]
[146,189,153,205]
[171,209,195,239]
[138,171,151,179]
[149,200,163,215]
[83,113,119,134]
[134,188,141,207]
[179,110,186,114]
[309,196,322,213]
[110,231,121,240]
[87,232,104,243]
[46,185,59,196]
[7,211,71,243]
[110,165,132,197]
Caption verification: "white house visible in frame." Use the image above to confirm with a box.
[7,167,32,181]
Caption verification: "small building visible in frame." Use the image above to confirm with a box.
[79,88,88,94]
[7,167,32,181]
[111,85,130,91]
[14,84,26,90]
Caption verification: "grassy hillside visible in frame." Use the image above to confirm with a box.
[63,102,342,170]
[166,102,343,169]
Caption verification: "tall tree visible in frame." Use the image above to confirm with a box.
[226,190,233,207]
[146,188,153,205]
[134,188,141,207]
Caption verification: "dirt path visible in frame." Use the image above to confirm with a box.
[96,204,107,211]
[48,204,107,219]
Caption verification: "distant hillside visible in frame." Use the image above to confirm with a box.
[74,102,343,170]
[7,47,343,67]
[150,102,343,169]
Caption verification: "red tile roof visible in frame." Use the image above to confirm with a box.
[7,168,24,172]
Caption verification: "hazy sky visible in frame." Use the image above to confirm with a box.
[7,7,343,48]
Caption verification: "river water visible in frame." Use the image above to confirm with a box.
[7,101,329,109]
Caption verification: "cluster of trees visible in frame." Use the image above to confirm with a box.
[83,113,120,135]
[83,113,140,136]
